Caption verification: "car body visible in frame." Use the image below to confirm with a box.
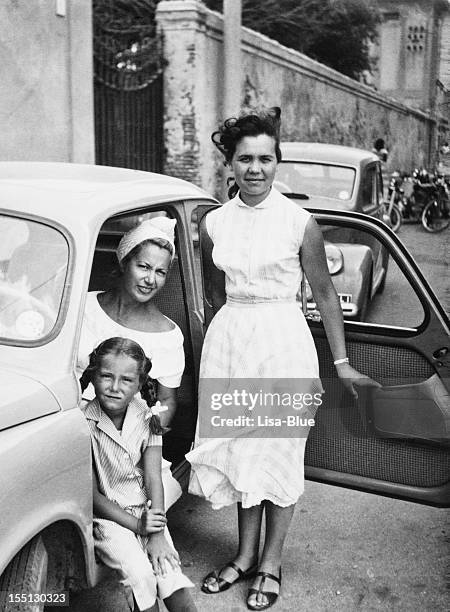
[276,142,388,320]
[1,162,449,605]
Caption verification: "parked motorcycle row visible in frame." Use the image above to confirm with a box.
[385,168,450,233]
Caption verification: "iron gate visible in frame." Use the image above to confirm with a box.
[94,5,165,172]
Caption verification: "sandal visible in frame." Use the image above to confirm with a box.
[201,561,258,594]
[247,570,282,610]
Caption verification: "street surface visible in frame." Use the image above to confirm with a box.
[61,482,448,612]
[53,224,449,612]
[366,223,449,326]
[397,222,449,314]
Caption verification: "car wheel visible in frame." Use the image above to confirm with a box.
[0,536,48,612]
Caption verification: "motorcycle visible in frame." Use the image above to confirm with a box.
[422,173,450,233]
[401,169,449,233]
[385,172,405,232]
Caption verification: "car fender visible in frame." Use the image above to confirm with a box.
[329,243,373,315]
[0,407,97,588]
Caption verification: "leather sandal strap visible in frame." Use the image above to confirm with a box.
[255,571,281,584]
[225,561,245,578]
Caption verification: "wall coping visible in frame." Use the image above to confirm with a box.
[156,0,437,123]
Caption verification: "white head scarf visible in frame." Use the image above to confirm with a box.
[116,217,176,263]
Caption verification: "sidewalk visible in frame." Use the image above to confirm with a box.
[168,481,448,612]
[58,479,448,611]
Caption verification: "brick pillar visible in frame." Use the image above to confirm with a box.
[156,0,223,193]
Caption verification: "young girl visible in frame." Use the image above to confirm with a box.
[80,337,196,612]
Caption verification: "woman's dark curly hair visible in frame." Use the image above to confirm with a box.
[212,106,282,164]
[80,337,157,408]
[212,107,282,198]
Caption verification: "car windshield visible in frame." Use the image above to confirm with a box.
[275,162,356,200]
[0,215,69,343]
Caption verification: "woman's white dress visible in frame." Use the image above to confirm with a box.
[186,188,322,509]
[77,291,185,509]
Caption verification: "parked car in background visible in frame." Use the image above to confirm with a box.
[275,142,389,321]
[0,163,448,610]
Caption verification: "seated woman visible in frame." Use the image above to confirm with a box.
[77,216,184,509]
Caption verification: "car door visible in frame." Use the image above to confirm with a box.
[197,205,450,507]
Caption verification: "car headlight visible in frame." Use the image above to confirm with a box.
[324,243,343,275]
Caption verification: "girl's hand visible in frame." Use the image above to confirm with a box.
[335,362,381,399]
[137,502,166,535]
[147,532,181,577]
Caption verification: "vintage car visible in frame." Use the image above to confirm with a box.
[275,142,389,321]
[0,162,449,609]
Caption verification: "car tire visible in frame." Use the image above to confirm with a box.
[0,536,48,612]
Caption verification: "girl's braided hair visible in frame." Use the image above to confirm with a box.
[80,336,158,410]
[211,107,282,199]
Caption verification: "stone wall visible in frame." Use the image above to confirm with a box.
[439,15,450,124]
[440,15,450,88]
[156,1,442,198]
[0,0,94,163]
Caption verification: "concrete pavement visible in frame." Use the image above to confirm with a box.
[168,482,448,612]
[60,480,448,612]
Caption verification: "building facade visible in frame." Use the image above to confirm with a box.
[373,0,449,119]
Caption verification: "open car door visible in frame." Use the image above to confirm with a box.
[197,206,450,507]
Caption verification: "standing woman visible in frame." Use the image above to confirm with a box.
[78,216,184,509]
[186,108,378,610]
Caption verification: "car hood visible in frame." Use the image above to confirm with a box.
[0,369,61,431]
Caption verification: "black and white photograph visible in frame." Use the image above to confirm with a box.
[0,1,449,611]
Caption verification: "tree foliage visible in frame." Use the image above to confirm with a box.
[93,0,158,32]
[204,0,381,80]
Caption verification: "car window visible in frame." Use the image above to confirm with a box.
[361,165,378,212]
[275,162,355,200]
[301,222,425,328]
[0,215,69,342]
[377,165,384,202]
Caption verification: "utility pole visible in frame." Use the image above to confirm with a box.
[223,0,242,118]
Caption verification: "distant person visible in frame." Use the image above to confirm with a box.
[373,138,389,196]
[373,138,389,163]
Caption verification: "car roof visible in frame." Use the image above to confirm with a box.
[280,142,379,166]
[0,162,215,230]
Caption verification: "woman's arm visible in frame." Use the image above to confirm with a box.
[156,383,177,428]
[202,225,226,313]
[301,217,380,397]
